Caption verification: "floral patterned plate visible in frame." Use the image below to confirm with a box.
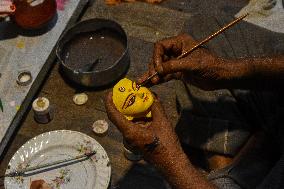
[4,130,111,189]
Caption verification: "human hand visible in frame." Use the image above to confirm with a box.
[0,0,15,18]
[104,91,183,163]
[138,33,228,90]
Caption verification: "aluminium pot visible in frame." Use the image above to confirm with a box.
[56,18,130,87]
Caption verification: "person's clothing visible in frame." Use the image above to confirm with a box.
[236,0,284,34]
[175,12,284,188]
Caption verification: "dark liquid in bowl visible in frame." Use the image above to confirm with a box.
[62,29,126,71]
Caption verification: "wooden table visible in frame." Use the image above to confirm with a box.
[0,0,255,188]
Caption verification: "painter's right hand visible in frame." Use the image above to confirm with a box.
[138,34,225,90]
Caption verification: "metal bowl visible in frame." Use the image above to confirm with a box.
[56,18,129,87]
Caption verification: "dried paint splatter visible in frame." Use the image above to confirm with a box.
[16,40,25,49]
[56,0,69,10]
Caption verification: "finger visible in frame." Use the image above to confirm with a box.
[149,59,160,84]
[153,42,165,75]
[136,71,155,87]
[104,92,135,135]
[158,36,180,50]
[150,98,167,122]
[137,72,149,85]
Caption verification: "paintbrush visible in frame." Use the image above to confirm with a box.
[1,151,96,179]
[139,13,249,86]
[77,58,101,73]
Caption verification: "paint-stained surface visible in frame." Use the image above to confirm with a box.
[1,0,282,188]
[0,0,88,153]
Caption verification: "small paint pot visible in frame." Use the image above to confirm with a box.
[32,97,53,124]
[92,120,109,136]
[73,93,88,105]
[16,71,33,86]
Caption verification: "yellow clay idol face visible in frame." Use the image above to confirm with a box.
[112,78,154,119]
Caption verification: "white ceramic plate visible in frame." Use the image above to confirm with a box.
[5,130,111,189]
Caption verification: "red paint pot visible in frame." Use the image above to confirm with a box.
[1,0,57,29]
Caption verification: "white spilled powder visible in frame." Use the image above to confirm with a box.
[19,74,31,83]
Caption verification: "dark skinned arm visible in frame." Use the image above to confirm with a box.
[214,56,284,90]
[150,147,216,189]
[105,92,217,189]
[138,33,284,91]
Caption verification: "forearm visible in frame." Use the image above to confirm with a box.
[216,56,284,90]
[150,147,216,189]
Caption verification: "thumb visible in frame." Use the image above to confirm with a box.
[150,98,167,123]
[104,92,136,135]
[137,71,150,85]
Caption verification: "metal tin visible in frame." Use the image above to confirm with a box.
[56,18,130,87]
[16,71,33,86]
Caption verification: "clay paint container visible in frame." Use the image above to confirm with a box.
[32,97,53,124]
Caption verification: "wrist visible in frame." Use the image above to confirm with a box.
[148,143,189,171]
[217,59,252,88]
[146,143,216,189]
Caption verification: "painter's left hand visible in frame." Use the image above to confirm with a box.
[104,92,183,163]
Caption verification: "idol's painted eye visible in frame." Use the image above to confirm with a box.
[132,81,140,91]
[122,93,136,109]
[127,95,136,108]
[119,87,125,92]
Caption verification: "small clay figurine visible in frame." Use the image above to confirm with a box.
[112,78,154,120]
